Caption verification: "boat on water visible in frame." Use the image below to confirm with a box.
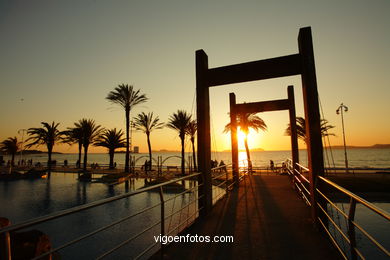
[0,168,47,181]
[142,177,187,193]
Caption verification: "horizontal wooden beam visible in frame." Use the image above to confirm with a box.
[235,99,290,113]
[207,54,301,87]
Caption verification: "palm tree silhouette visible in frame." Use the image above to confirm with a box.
[167,110,192,175]
[106,84,148,173]
[61,125,83,168]
[133,112,164,171]
[224,113,267,169]
[75,119,102,172]
[1,137,19,167]
[26,121,62,173]
[285,117,335,144]
[185,120,197,172]
[95,128,126,169]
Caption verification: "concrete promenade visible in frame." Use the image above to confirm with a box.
[157,174,340,259]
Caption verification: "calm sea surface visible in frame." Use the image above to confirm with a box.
[5,148,390,169]
[0,174,198,259]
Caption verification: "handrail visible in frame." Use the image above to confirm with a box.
[285,158,390,259]
[1,164,245,259]
[0,172,202,234]
[0,172,204,259]
[318,176,390,221]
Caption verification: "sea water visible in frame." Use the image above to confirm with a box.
[5,148,390,169]
[0,173,199,259]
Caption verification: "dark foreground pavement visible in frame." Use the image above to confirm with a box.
[153,174,340,260]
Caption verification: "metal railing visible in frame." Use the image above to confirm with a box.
[0,173,202,259]
[1,164,245,259]
[286,158,390,259]
[285,159,311,206]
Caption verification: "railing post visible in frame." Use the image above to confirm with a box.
[0,218,11,260]
[348,197,357,260]
[159,187,165,236]
[225,166,229,194]
[158,187,165,256]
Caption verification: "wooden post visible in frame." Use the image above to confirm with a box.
[288,85,299,174]
[298,27,325,224]
[196,50,212,216]
[229,93,239,186]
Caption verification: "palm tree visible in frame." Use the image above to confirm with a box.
[167,110,192,175]
[1,137,19,167]
[61,125,83,168]
[133,112,164,170]
[185,120,197,172]
[75,119,102,171]
[224,113,267,168]
[95,128,126,169]
[26,121,62,172]
[285,117,335,144]
[106,84,148,173]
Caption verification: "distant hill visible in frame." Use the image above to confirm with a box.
[372,144,390,149]
[222,147,264,152]
[23,150,62,154]
[152,149,180,153]
[331,144,390,149]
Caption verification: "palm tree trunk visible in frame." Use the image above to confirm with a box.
[191,137,197,172]
[11,153,15,167]
[181,135,185,175]
[78,142,82,169]
[244,136,252,172]
[125,107,130,173]
[109,150,114,169]
[83,145,88,172]
[147,133,152,171]
[48,146,52,177]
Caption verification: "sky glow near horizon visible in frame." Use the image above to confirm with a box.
[0,0,389,154]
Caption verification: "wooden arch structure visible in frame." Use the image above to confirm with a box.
[229,85,299,184]
[196,27,324,221]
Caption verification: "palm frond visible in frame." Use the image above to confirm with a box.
[133,112,164,134]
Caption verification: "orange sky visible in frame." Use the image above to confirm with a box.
[1,1,389,154]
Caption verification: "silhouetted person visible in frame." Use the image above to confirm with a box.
[270,160,274,172]
[219,160,227,173]
[281,162,287,174]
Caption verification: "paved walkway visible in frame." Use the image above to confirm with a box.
[156,174,339,259]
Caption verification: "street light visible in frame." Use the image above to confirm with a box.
[18,129,27,165]
[336,103,349,173]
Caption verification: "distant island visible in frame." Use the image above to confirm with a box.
[152,149,180,153]
[22,150,63,154]
[330,144,390,149]
[222,147,265,152]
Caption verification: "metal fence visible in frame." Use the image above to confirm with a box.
[1,164,245,259]
[285,158,390,259]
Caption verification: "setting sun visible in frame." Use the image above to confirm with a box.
[237,128,247,150]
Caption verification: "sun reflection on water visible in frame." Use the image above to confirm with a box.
[239,151,248,169]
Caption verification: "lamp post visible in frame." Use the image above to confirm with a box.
[130,120,135,152]
[18,129,27,165]
[336,103,349,173]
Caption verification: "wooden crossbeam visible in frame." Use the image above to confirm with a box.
[207,54,301,87]
[234,99,290,114]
